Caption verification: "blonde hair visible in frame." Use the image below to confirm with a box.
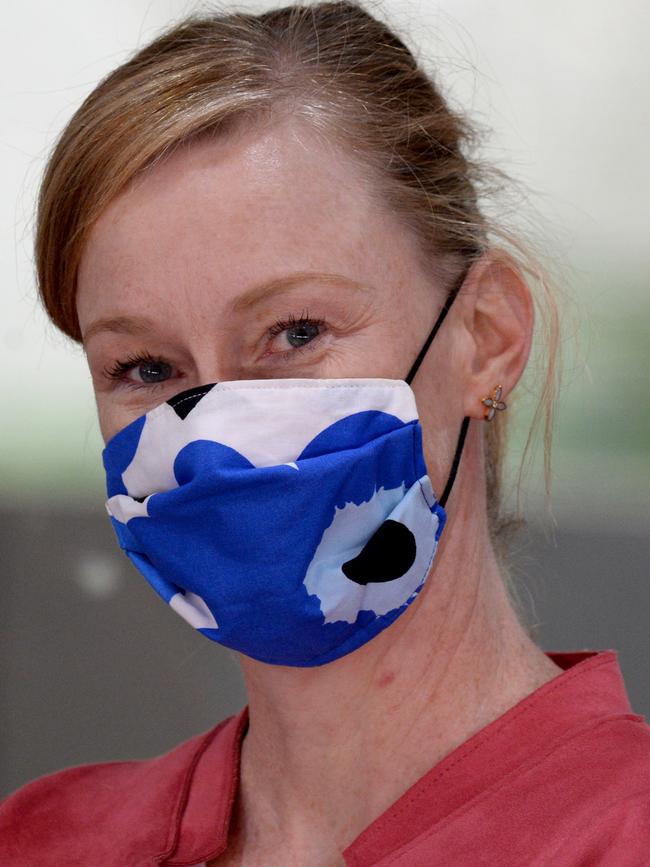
[34,0,561,616]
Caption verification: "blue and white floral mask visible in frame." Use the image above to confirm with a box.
[102,272,470,667]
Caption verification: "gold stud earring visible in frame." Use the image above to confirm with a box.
[482,385,507,421]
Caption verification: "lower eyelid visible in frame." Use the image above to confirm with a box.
[116,378,172,393]
[279,339,331,365]
[103,368,180,392]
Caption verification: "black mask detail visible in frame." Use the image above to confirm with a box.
[341,519,417,585]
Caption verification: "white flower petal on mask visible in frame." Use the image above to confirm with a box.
[169,590,218,630]
[106,494,150,523]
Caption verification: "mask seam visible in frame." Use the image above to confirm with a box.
[210,382,409,393]
[169,389,213,409]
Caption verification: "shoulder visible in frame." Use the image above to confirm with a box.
[524,712,650,818]
[407,714,650,864]
[572,711,650,787]
[0,714,233,865]
[545,716,650,861]
[514,714,650,859]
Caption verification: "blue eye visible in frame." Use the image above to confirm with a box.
[103,353,175,388]
[285,321,320,347]
[133,360,172,383]
[269,314,325,353]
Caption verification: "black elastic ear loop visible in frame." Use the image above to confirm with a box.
[404,263,473,510]
[404,264,470,387]
[439,415,470,508]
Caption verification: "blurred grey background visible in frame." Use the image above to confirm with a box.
[1,0,648,798]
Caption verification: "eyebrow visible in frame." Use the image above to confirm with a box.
[82,271,372,342]
[230,270,371,312]
[82,314,156,343]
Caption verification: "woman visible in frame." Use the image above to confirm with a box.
[1,2,648,864]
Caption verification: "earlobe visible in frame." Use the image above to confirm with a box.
[460,250,534,420]
[481,384,508,421]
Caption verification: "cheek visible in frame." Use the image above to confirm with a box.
[96,397,133,445]
[419,421,451,497]
[413,379,467,496]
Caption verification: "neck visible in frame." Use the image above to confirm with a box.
[231,456,561,864]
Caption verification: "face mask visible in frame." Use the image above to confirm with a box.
[102,269,470,667]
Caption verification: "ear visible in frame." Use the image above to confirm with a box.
[457,249,534,419]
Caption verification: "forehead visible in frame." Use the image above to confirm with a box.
[76,117,421,325]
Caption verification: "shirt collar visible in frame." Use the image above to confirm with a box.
[157,650,633,865]
[156,708,249,865]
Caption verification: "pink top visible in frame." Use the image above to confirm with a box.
[1,650,649,865]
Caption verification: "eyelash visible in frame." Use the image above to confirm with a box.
[102,351,165,389]
[102,313,327,388]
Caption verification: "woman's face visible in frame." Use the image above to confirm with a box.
[77,118,467,480]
